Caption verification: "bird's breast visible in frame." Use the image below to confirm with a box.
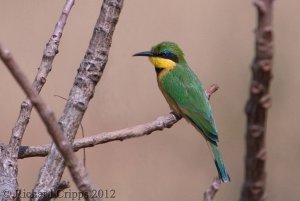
[157,73,182,115]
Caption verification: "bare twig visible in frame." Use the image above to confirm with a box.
[18,84,218,159]
[33,0,124,197]
[9,0,75,156]
[240,0,274,201]
[19,113,179,158]
[80,123,87,167]
[203,178,221,201]
[0,2,74,200]
[0,45,99,201]
[205,84,219,100]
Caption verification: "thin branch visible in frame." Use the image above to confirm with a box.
[203,178,221,201]
[9,0,75,156]
[205,84,219,100]
[18,84,218,159]
[0,2,74,200]
[19,113,179,158]
[80,123,87,167]
[240,0,274,201]
[33,0,124,197]
[0,45,99,201]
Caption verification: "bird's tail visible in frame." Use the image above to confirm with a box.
[207,141,230,183]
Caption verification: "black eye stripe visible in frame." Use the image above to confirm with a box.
[158,52,178,63]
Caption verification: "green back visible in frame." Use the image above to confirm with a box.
[160,63,219,143]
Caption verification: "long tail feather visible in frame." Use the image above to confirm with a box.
[207,141,230,183]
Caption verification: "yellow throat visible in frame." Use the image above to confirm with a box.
[149,57,176,78]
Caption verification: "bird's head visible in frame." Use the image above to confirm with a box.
[133,41,185,73]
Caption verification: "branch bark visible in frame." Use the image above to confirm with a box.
[38,181,70,201]
[203,178,221,201]
[18,113,180,158]
[32,0,124,198]
[240,0,274,201]
[0,1,74,200]
[0,143,19,201]
[17,84,218,159]
[0,45,99,201]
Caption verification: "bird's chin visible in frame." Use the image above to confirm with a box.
[149,57,176,69]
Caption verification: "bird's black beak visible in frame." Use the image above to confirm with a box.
[133,51,154,57]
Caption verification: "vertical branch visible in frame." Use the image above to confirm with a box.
[0,1,74,200]
[240,0,274,201]
[33,0,124,198]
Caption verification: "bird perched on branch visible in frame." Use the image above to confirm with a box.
[133,41,230,183]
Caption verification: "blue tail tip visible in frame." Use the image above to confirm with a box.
[220,174,231,183]
[214,160,230,183]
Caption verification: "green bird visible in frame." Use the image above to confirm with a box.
[133,41,230,183]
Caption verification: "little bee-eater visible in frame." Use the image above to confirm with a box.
[133,41,230,183]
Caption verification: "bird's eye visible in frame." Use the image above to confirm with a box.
[159,50,178,63]
[161,50,172,55]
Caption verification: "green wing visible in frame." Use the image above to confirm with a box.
[160,64,219,143]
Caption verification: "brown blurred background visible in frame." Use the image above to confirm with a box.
[0,1,299,201]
